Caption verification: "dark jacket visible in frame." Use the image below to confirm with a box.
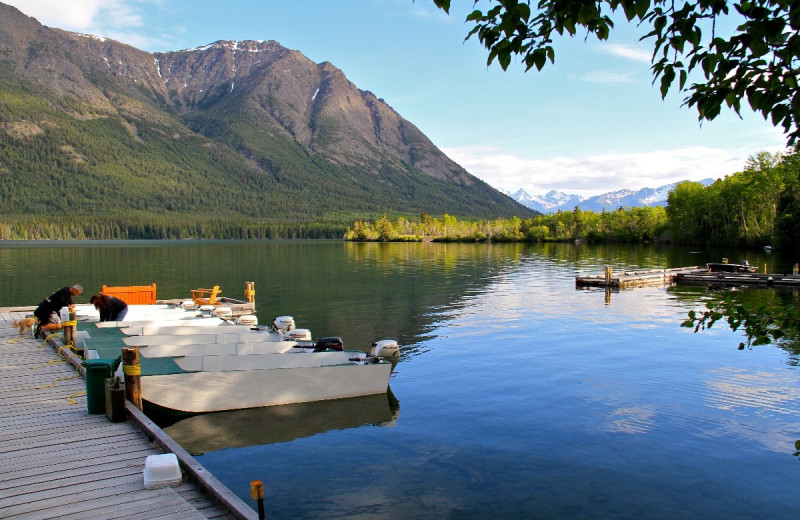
[99,296,128,322]
[34,287,73,323]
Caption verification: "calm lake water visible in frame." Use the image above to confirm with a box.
[2,240,799,519]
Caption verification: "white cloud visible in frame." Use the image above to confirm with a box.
[580,70,636,83]
[603,43,652,63]
[443,145,784,196]
[6,0,106,30]
[5,0,165,48]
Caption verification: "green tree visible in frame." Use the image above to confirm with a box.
[665,180,709,243]
[375,214,396,242]
[432,0,800,143]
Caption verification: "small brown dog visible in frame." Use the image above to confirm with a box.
[13,317,38,334]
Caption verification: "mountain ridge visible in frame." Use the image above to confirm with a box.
[0,2,532,235]
[509,179,715,213]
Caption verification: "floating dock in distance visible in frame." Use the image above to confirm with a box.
[674,271,800,288]
[577,266,800,289]
[576,266,706,288]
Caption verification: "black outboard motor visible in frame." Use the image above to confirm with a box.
[313,336,343,352]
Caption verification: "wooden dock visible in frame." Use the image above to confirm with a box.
[577,266,800,289]
[575,266,705,288]
[0,308,257,520]
[674,271,800,287]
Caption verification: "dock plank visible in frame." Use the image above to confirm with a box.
[0,310,246,520]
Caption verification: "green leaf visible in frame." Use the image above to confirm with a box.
[432,0,451,13]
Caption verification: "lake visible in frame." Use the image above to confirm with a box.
[1,240,799,519]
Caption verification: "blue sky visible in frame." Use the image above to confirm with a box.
[8,0,789,196]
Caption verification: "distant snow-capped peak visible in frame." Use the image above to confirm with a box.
[509,179,713,214]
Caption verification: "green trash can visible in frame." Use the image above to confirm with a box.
[83,359,115,414]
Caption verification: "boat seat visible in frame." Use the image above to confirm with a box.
[191,285,221,306]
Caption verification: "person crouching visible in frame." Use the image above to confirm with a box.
[33,284,83,338]
[90,294,129,322]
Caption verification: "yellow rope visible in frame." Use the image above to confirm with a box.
[37,375,79,389]
[31,359,67,369]
[66,390,86,405]
[57,342,80,359]
[123,364,141,376]
[28,334,84,403]
[62,320,78,327]
[38,332,61,348]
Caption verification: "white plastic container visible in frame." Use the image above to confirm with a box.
[143,453,182,489]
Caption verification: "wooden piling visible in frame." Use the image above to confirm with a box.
[245,281,255,304]
[122,346,143,410]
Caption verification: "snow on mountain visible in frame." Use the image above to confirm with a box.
[509,179,714,214]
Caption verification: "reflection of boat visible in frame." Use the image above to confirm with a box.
[707,262,757,273]
[163,390,400,454]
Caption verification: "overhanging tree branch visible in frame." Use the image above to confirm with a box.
[431,0,800,143]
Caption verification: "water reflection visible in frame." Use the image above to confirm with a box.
[163,389,399,455]
[3,241,800,519]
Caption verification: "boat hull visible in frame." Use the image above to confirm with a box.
[122,331,283,346]
[141,363,392,413]
[135,341,297,357]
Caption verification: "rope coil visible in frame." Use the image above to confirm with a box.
[123,363,141,376]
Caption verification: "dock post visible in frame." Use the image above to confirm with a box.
[251,480,266,520]
[604,266,612,285]
[63,310,76,350]
[122,347,143,410]
[794,264,799,275]
[245,281,255,304]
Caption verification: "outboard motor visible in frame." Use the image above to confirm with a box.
[314,337,344,352]
[285,328,312,342]
[212,306,233,319]
[273,316,295,332]
[236,315,258,326]
[370,340,400,359]
[198,304,216,317]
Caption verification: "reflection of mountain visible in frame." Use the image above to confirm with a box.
[163,390,399,454]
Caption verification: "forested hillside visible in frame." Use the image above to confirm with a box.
[0,3,532,239]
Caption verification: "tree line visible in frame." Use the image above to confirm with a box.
[0,215,347,240]
[346,148,799,252]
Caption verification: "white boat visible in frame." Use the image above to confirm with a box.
[171,350,374,371]
[79,308,397,414]
[102,318,241,331]
[139,356,392,414]
[122,331,288,346]
[133,341,298,357]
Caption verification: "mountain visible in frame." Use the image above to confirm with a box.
[0,3,532,237]
[510,179,715,214]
